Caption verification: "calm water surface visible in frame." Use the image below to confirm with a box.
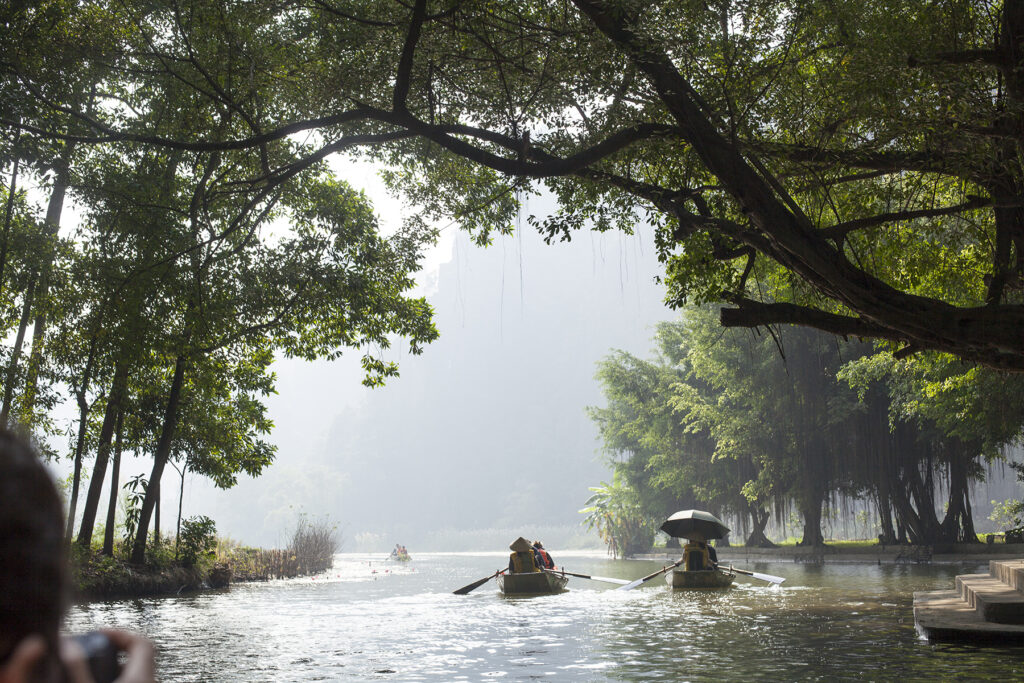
[66,552,1024,681]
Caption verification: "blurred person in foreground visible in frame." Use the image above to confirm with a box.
[0,429,154,683]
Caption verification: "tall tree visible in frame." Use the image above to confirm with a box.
[7,1,1024,367]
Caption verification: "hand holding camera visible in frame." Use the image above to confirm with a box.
[0,629,153,683]
[62,630,155,683]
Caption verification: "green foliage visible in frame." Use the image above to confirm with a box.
[178,515,217,568]
[989,499,1024,533]
[121,474,147,548]
[579,476,656,558]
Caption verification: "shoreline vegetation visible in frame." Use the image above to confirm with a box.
[73,518,340,602]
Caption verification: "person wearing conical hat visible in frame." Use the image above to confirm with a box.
[508,536,540,573]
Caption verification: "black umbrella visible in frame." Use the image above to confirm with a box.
[660,509,730,541]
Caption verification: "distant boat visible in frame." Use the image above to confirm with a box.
[666,568,735,589]
[389,549,411,562]
[498,570,568,595]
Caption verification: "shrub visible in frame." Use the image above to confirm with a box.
[178,516,217,567]
[287,517,340,575]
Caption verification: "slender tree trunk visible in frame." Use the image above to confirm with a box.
[154,482,160,545]
[175,464,187,559]
[131,353,187,563]
[102,408,125,556]
[19,159,70,423]
[0,138,21,299]
[77,358,129,547]
[65,393,91,545]
[0,278,35,426]
[64,313,106,544]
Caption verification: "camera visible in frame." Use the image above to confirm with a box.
[67,632,120,683]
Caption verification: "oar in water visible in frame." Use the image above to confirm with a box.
[453,569,506,595]
[543,568,629,585]
[716,563,786,585]
[616,559,684,591]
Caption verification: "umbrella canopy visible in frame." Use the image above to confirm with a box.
[660,510,730,541]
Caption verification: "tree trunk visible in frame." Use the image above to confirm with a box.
[102,408,125,556]
[798,497,825,546]
[76,358,129,547]
[940,452,980,543]
[0,278,35,426]
[19,160,70,423]
[64,314,106,545]
[876,493,897,545]
[130,353,187,564]
[0,140,21,300]
[65,393,90,545]
[745,506,775,547]
[175,463,187,559]
[154,481,160,545]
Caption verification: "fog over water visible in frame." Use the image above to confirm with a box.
[186,196,669,550]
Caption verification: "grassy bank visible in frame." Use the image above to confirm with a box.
[72,518,340,601]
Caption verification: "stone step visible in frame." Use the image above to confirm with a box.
[957,573,1024,624]
[914,590,1024,642]
[990,559,1024,592]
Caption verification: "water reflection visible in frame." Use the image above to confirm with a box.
[65,553,1024,681]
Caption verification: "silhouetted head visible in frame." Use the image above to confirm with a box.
[533,541,544,549]
[0,429,66,675]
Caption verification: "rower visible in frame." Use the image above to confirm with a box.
[532,541,555,569]
[508,536,541,573]
[682,539,712,570]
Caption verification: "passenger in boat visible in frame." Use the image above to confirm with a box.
[532,541,555,570]
[683,539,712,571]
[508,536,541,573]
[0,429,155,682]
[707,541,718,566]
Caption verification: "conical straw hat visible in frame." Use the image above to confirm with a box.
[509,536,532,551]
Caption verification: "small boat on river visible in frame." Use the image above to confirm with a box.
[498,570,569,595]
[666,567,735,589]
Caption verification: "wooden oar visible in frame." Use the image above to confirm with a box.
[453,569,505,595]
[716,563,786,585]
[543,568,630,585]
[616,559,684,591]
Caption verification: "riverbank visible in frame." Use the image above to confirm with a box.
[634,542,1024,564]
[73,542,333,602]
[73,553,213,601]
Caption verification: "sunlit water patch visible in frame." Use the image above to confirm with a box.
[66,552,1024,681]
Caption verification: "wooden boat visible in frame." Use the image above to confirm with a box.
[498,570,569,595]
[666,568,735,589]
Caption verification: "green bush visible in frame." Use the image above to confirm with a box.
[178,516,217,567]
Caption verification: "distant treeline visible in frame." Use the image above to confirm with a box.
[584,307,1024,556]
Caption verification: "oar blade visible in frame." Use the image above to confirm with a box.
[617,560,683,590]
[751,571,786,585]
[453,570,500,595]
[588,575,630,585]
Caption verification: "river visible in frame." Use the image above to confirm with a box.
[66,552,1024,681]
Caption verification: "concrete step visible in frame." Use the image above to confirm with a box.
[914,590,1024,642]
[957,573,1024,624]
[990,559,1024,592]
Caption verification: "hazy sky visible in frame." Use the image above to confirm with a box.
[177,181,671,550]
